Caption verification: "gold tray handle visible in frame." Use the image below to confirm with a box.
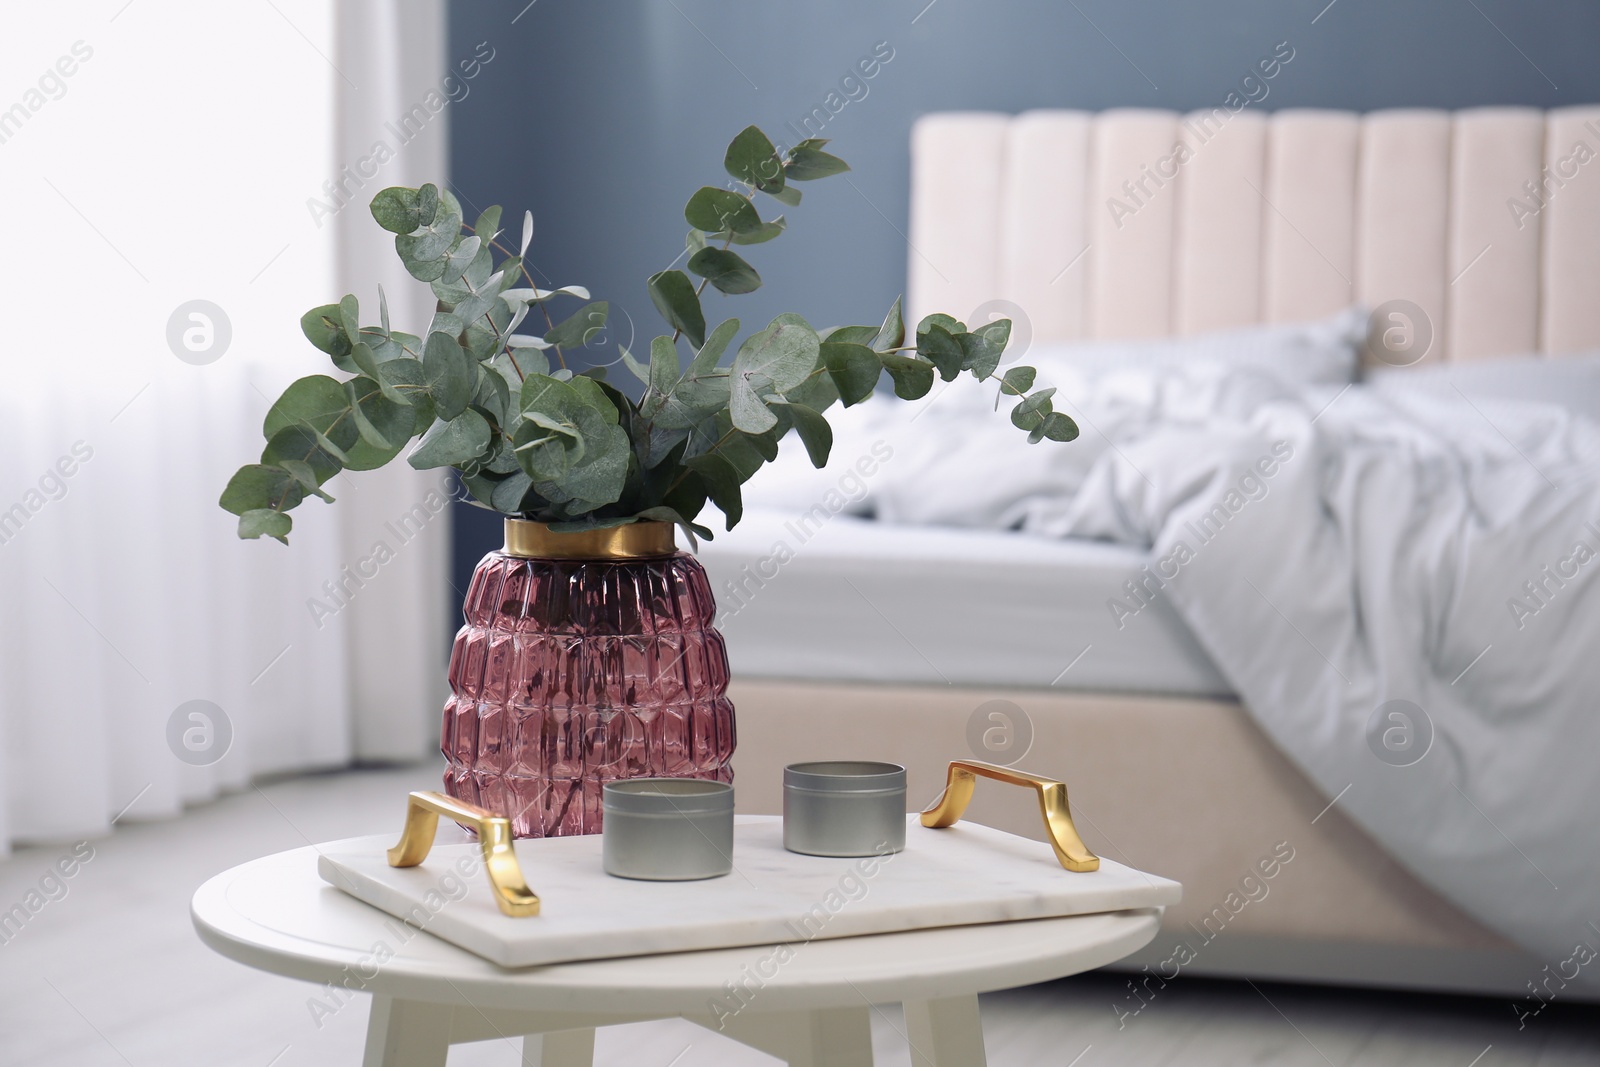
[387,790,540,917]
[920,760,1101,872]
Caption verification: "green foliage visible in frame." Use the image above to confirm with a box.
[223,132,1073,545]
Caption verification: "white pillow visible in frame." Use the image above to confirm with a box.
[1022,305,1366,388]
[1367,350,1600,425]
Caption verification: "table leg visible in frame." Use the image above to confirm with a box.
[693,1006,874,1066]
[903,995,986,1067]
[522,1027,596,1066]
[363,995,451,1067]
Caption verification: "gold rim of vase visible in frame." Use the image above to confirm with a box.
[502,518,677,560]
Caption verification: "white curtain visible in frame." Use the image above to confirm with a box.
[0,1,451,853]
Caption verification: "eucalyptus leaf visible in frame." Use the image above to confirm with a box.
[821,341,879,405]
[688,248,761,294]
[957,329,1003,380]
[375,357,426,406]
[428,311,466,339]
[398,251,449,283]
[263,424,344,484]
[220,464,305,516]
[685,452,744,528]
[442,235,481,282]
[999,365,1036,396]
[349,341,380,379]
[780,363,839,413]
[490,470,536,513]
[648,328,732,430]
[745,417,784,462]
[484,434,523,474]
[544,301,608,349]
[460,468,507,510]
[407,409,491,470]
[417,183,440,226]
[238,508,292,543]
[821,325,878,345]
[473,206,502,242]
[548,415,629,506]
[1011,387,1057,432]
[729,373,778,434]
[568,374,620,424]
[519,372,578,418]
[879,353,936,400]
[732,315,819,394]
[527,411,582,442]
[617,344,651,386]
[1040,410,1079,442]
[684,187,762,234]
[724,124,784,192]
[647,269,706,348]
[263,376,359,455]
[344,377,409,450]
[300,304,353,367]
[422,332,473,420]
[336,295,360,346]
[451,281,502,329]
[772,401,832,468]
[698,411,767,479]
[975,316,1012,352]
[766,184,802,207]
[502,284,591,304]
[307,425,353,467]
[918,312,961,336]
[918,323,964,381]
[397,217,454,263]
[471,364,512,426]
[648,335,680,399]
[277,459,334,502]
[340,434,406,473]
[729,216,785,245]
[513,417,575,481]
[873,296,906,352]
[785,145,849,181]
[689,318,740,377]
[369,187,421,234]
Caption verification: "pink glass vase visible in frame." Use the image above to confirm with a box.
[441,520,735,838]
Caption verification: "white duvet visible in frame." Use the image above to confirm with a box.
[784,357,1600,964]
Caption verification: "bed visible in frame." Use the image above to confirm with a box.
[699,105,1600,998]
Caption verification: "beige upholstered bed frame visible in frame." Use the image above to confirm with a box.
[907,106,1600,357]
[731,107,1600,998]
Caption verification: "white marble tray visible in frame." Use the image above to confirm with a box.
[317,815,1181,968]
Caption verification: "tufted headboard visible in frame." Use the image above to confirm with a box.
[908,107,1600,362]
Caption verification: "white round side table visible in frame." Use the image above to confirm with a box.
[192,843,1162,1066]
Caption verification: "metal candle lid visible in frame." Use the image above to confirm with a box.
[603,778,733,814]
[783,761,907,794]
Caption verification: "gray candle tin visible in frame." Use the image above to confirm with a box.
[602,779,734,881]
[783,761,908,857]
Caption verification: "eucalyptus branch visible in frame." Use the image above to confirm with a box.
[466,224,568,371]
[221,127,1072,547]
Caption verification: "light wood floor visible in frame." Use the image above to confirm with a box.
[1,763,1594,1066]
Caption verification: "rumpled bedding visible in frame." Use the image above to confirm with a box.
[767,353,1600,964]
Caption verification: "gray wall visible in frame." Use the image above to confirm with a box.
[444,0,1600,589]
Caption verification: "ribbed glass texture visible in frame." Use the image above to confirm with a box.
[442,549,735,838]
